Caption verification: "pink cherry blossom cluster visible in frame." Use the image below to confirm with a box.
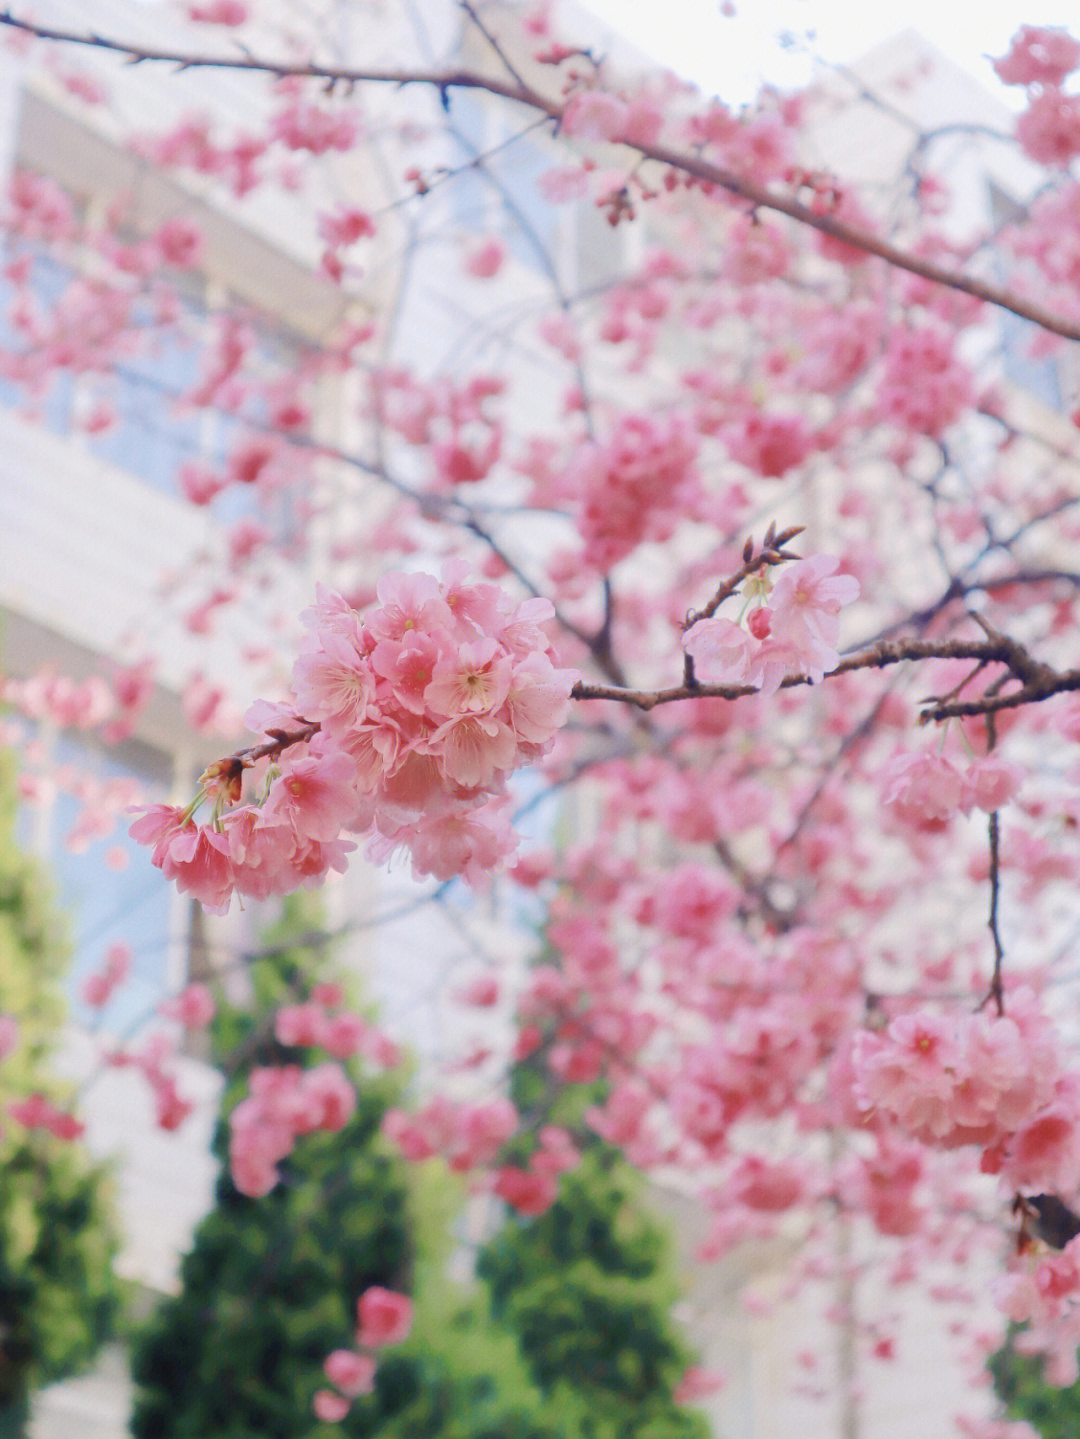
[1016,87,1080,167]
[852,991,1080,1194]
[229,1061,356,1197]
[517,857,866,1183]
[491,1164,559,1216]
[723,408,819,479]
[10,732,145,861]
[271,97,361,156]
[274,995,401,1068]
[994,1239,1080,1388]
[7,1091,84,1141]
[130,569,576,910]
[721,214,792,285]
[368,369,505,489]
[6,267,135,390]
[158,982,215,1029]
[663,1006,823,1161]
[1009,182,1080,317]
[880,750,1024,831]
[681,99,793,183]
[317,204,376,282]
[559,413,701,571]
[694,1154,818,1260]
[838,1135,927,1239]
[3,659,154,742]
[132,116,267,198]
[994,27,1080,168]
[997,1238,1080,1332]
[6,169,77,240]
[383,1093,578,1216]
[314,1287,413,1423]
[382,1094,519,1172]
[491,1124,580,1216]
[682,554,860,694]
[90,216,204,277]
[595,259,681,363]
[994,25,1080,86]
[80,941,132,1009]
[556,74,668,148]
[874,323,974,437]
[107,1033,196,1132]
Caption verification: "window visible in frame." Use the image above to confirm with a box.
[87,280,212,496]
[17,728,178,1032]
[0,249,78,437]
[449,90,562,271]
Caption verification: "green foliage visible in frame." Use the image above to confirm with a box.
[479,1130,708,1439]
[132,900,709,1439]
[130,899,559,1439]
[990,1327,1078,1438]
[0,750,120,1417]
[130,897,411,1439]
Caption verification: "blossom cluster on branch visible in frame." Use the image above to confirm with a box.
[130,568,576,908]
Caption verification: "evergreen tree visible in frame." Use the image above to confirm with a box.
[132,900,712,1439]
[477,1055,710,1439]
[0,750,120,1435]
[130,899,561,1439]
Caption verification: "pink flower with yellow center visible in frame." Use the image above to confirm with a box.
[425,637,510,716]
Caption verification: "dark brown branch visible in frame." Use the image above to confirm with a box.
[235,720,320,766]
[984,810,1005,1016]
[3,12,1080,341]
[918,674,1080,721]
[199,720,320,798]
[713,834,796,932]
[571,634,1079,718]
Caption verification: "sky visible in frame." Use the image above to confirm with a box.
[579,0,1080,105]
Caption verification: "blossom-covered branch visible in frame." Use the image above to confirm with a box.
[573,635,1079,720]
[3,9,1080,340]
[131,570,577,910]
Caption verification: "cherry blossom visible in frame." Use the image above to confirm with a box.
[355,1287,413,1348]
[312,1390,351,1422]
[132,570,576,904]
[994,26,1080,86]
[323,1349,376,1397]
[683,553,859,692]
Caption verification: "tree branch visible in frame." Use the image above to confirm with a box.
[3,11,1080,341]
[571,634,1079,717]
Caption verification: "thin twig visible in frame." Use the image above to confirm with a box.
[572,634,1074,714]
[684,527,804,629]
[984,810,1005,1016]
[458,0,530,90]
